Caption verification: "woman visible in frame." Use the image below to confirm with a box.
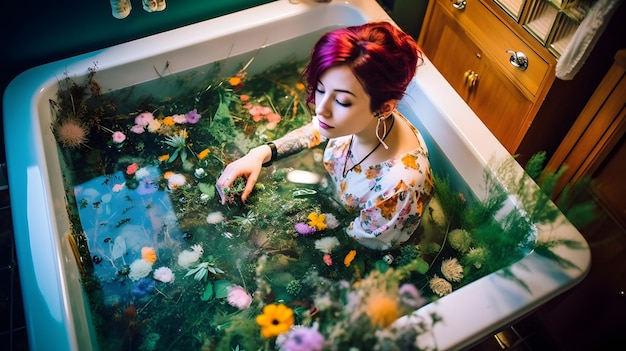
[217,21,433,250]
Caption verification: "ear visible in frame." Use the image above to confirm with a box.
[380,100,397,117]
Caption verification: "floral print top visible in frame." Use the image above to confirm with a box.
[321,112,433,250]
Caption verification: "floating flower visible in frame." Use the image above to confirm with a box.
[365,292,401,328]
[158,154,170,162]
[162,116,175,126]
[206,211,225,224]
[226,285,253,310]
[130,124,145,134]
[307,212,327,231]
[324,213,339,229]
[441,257,464,282]
[128,258,153,281]
[344,250,357,267]
[112,183,125,192]
[167,173,186,190]
[147,119,161,133]
[177,244,203,268]
[448,229,472,253]
[314,236,340,254]
[295,82,305,91]
[112,131,126,143]
[197,148,210,160]
[126,163,139,175]
[135,112,154,127]
[135,167,150,179]
[131,278,155,298]
[256,303,294,339]
[398,283,426,308]
[185,109,201,124]
[323,253,332,266]
[229,76,242,86]
[153,266,175,283]
[163,171,174,179]
[295,222,316,235]
[240,94,250,102]
[429,275,453,297]
[466,247,486,268]
[194,168,207,179]
[279,326,325,351]
[54,119,88,148]
[141,247,157,264]
[172,114,187,124]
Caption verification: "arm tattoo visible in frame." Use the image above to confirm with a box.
[273,123,324,160]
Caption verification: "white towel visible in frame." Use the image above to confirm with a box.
[555,0,623,80]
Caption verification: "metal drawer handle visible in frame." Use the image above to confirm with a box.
[452,0,466,10]
[506,50,528,71]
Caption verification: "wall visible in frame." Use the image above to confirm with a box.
[0,0,274,164]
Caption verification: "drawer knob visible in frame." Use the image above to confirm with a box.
[452,0,466,10]
[506,50,528,71]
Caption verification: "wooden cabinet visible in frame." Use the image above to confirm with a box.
[418,0,557,153]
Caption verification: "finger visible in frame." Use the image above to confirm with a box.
[241,173,259,202]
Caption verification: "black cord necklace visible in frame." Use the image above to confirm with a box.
[342,115,395,178]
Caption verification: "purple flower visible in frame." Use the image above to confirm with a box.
[280,327,324,351]
[295,222,316,236]
[136,178,158,195]
[185,109,201,124]
[132,278,155,298]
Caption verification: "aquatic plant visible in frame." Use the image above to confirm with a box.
[185,257,225,281]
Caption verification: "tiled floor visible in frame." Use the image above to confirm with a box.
[0,162,562,351]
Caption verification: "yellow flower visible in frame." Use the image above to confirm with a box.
[295,82,305,91]
[158,154,170,162]
[255,304,294,338]
[162,116,175,126]
[365,292,401,328]
[197,148,210,160]
[163,171,175,179]
[307,212,327,231]
[344,250,356,267]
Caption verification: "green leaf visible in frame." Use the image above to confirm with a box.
[213,279,231,299]
[198,183,216,198]
[201,281,214,301]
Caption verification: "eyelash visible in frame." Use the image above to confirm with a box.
[315,87,351,107]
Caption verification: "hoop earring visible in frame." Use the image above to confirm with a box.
[375,114,389,150]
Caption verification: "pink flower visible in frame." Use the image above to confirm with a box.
[226,285,253,310]
[172,114,187,124]
[126,163,139,175]
[112,131,126,143]
[266,113,282,123]
[279,327,325,351]
[130,124,145,134]
[153,267,175,283]
[135,112,155,127]
[323,253,332,266]
[295,222,316,235]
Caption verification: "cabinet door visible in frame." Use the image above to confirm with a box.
[420,0,533,153]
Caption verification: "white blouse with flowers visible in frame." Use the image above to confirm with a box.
[320,112,434,250]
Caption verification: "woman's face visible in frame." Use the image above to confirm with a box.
[314,65,375,139]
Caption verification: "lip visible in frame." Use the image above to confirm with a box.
[318,119,334,130]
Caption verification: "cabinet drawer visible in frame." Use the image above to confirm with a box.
[438,0,550,98]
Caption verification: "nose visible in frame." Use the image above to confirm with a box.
[315,94,331,117]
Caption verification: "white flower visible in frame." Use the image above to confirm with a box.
[177,244,203,268]
[441,258,464,282]
[153,266,175,283]
[128,258,153,281]
[429,275,452,297]
[324,213,339,229]
[167,173,187,190]
[135,167,150,180]
[448,229,472,253]
[206,211,225,224]
[314,236,340,254]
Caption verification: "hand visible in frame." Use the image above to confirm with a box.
[216,145,271,204]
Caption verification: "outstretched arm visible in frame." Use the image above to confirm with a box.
[216,122,322,203]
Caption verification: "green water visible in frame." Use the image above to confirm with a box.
[52,29,530,351]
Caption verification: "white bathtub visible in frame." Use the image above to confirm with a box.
[3,0,590,350]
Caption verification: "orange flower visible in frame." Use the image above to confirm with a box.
[158,154,170,162]
[295,83,305,91]
[307,212,327,231]
[344,250,356,267]
[197,148,210,160]
[141,247,157,264]
[163,171,175,179]
[401,154,419,170]
[255,304,294,338]
[162,116,175,126]
[365,292,401,328]
[240,94,250,102]
[229,76,242,86]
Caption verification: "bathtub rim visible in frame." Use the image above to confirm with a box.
[2,0,591,350]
